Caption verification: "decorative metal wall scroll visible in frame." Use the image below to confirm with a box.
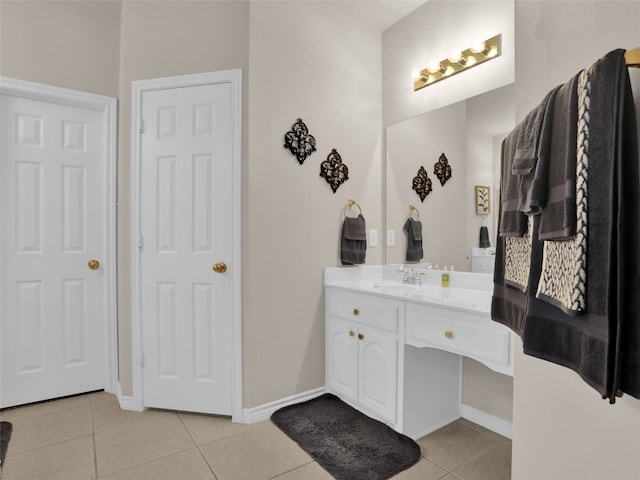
[434,153,452,186]
[284,118,316,164]
[320,148,349,193]
[412,166,432,202]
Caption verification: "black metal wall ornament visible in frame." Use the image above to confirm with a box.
[434,153,452,186]
[320,148,349,193]
[412,166,432,202]
[284,118,317,165]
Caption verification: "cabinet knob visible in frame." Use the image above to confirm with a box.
[349,330,355,337]
[353,308,360,316]
[358,333,364,340]
[444,330,453,339]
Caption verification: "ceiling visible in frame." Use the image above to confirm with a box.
[324,0,428,31]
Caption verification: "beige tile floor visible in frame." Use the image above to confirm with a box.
[0,391,511,480]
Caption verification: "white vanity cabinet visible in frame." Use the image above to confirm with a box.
[325,287,402,424]
[406,302,513,376]
[324,266,514,439]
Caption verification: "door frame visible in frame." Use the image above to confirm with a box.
[130,70,243,421]
[0,76,118,397]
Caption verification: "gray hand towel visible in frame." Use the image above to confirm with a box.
[538,73,580,240]
[499,130,528,236]
[512,86,558,214]
[341,214,366,265]
[515,85,561,215]
[403,218,423,262]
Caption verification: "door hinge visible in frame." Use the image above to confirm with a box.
[139,352,145,368]
[138,235,144,250]
[138,118,145,134]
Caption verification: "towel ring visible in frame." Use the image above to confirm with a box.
[343,199,362,218]
[409,204,420,220]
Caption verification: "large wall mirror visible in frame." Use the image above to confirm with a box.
[386,83,515,272]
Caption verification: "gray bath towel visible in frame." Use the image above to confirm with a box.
[492,129,539,334]
[538,73,580,240]
[403,218,423,262]
[341,214,366,265]
[521,49,640,402]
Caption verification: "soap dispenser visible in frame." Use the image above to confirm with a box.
[441,267,449,287]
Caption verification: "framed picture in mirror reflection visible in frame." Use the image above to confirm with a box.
[475,185,490,215]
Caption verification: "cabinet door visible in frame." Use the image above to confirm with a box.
[358,329,397,423]
[327,320,359,402]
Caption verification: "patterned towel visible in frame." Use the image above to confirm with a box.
[535,69,590,314]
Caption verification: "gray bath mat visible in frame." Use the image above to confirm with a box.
[0,422,12,477]
[271,393,420,480]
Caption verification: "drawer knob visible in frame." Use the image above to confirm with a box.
[444,330,453,339]
[358,333,364,340]
[353,308,360,316]
[349,330,355,337]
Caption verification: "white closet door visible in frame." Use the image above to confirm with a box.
[1,91,110,408]
[139,82,234,415]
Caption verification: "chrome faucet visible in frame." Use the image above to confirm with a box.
[398,265,423,285]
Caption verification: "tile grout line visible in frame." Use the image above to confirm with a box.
[176,412,220,480]
[266,459,318,479]
[90,396,99,480]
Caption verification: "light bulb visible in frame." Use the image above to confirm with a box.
[447,51,462,64]
[411,68,420,80]
[427,59,441,73]
[470,40,487,54]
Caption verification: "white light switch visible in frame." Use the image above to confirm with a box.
[387,230,395,246]
[369,229,378,247]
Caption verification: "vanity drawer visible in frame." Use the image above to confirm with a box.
[406,303,510,367]
[326,288,400,334]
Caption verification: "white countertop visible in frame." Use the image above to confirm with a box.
[324,265,493,314]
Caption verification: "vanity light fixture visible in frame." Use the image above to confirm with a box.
[413,34,501,91]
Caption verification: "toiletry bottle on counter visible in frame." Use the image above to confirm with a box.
[442,267,449,287]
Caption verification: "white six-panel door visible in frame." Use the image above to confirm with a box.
[138,80,235,415]
[0,80,116,408]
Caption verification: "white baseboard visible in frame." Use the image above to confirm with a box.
[116,383,143,412]
[240,387,326,424]
[461,404,512,439]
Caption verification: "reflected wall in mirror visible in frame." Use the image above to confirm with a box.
[386,84,515,271]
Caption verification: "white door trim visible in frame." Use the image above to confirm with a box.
[0,76,118,395]
[130,70,243,420]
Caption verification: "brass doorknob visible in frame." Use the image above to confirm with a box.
[213,262,227,273]
[353,308,360,316]
[88,259,100,270]
[444,330,453,339]
[349,330,355,337]
[358,333,364,340]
